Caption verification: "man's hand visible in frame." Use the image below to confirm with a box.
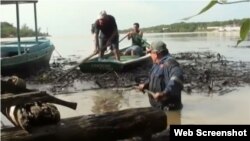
[130,31,136,35]
[127,31,135,39]
[136,83,146,93]
[146,47,152,54]
[152,92,167,102]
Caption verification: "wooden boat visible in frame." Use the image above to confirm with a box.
[1,38,55,76]
[79,46,151,73]
[0,0,54,76]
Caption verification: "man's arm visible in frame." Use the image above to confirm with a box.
[91,23,96,34]
[127,31,132,40]
[94,22,100,53]
[162,64,184,97]
[94,33,99,53]
[152,64,183,101]
[138,78,149,91]
[139,31,143,38]
[138,65,155,91]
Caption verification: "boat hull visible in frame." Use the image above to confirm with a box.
[1,39,55,77]
[79,48,152,73]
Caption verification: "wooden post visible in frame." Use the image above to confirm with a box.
[34,2,38,43]
[16,1,21,55]
[1,107,167,141]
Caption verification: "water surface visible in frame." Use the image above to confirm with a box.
[1,32,250,128]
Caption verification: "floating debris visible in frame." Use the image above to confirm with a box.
[18,51,250,95]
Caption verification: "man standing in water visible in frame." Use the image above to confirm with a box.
[94,10,120,61]
[138,40,184,111]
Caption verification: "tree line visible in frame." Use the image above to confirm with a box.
[119,18,248,33]
[1,22,48,38]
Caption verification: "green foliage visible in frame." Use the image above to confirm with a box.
[165,22,205,32]
[20,24,35,37]
[1,22,16,37]
[1,22,47,38]
[181,0,250,46]
[182,0,218,20]
[237,19,250,45]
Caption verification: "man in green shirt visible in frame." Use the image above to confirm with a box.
[123,23,144,56]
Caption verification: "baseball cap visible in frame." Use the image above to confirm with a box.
[149,40,167,53]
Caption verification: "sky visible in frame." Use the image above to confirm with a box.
[1,0,250,36]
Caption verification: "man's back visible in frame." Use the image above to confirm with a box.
[95,15,117,38]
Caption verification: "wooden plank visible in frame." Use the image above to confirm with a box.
[1,91,77,110]
[1,0,38,5]
[1,80,77,110]
[1,107,167,141]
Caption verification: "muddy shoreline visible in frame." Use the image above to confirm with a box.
[3,51,249,96]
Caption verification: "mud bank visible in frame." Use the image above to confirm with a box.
[16,51,250,96]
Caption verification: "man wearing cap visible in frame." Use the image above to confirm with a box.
[94,10,120,61]
[138,40,184,110]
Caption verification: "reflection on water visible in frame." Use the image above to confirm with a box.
[56,85,250,125]
[2,85,250,128]
[91,90,124,114]
[144,32,240,41]
[145,32,209,42]
[182,85,250,124]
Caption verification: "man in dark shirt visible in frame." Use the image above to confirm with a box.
[138,40,184,110]
[94,10,120,61]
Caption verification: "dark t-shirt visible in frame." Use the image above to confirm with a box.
[95,15,118,39]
